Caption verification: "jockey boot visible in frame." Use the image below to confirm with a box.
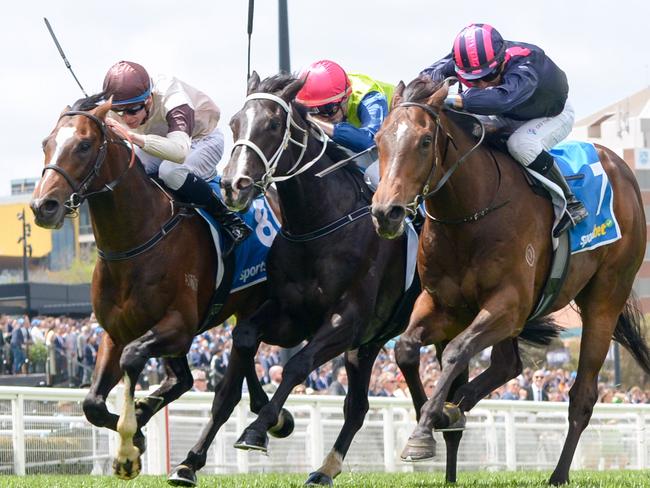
[177,174,252,248]
[544,158,588,237]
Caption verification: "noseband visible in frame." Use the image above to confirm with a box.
[231,93,327,191]
[42,111,135,213]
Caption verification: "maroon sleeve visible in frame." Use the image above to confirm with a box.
[166,104,195,136]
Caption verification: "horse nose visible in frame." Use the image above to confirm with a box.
[30,197,63,227]
[371,203,407,238]
[31,197,61,220]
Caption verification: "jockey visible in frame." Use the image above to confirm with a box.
[421,23,587,237]
[102,60,251,247]
[296,60,393,163]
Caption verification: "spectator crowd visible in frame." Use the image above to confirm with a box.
[1,313,648,406]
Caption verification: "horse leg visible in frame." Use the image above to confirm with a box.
[114,320,193,480]
[169,321,272,487]
[234,308,356,453]
[549,303,621,485]
[431,343,468,484]
[135,356,193,429]
[453,338,522,412]
[305,344,382,486]
[395,291,436,421]
[402,297,519,462]
[82,333,123,433]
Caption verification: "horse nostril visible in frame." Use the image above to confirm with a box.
[388,206,406,222]
[41,199,61,216]
[234,176,254,192]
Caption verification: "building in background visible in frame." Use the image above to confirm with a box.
[570,86,650,311]
[0,178,95,279]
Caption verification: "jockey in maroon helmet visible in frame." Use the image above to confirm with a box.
[422,24,587,236]
[103,60,251,247]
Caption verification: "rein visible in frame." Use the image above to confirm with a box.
[398,102,509,223]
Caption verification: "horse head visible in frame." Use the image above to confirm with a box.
[30,94,114,229]
[371,76,449,238]
[221,71,308,212]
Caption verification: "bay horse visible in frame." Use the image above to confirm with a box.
[371,76,650,485]
[30,95,285,480]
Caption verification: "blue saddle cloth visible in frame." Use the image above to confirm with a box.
[197,179,280,292]
[550,141,621,254]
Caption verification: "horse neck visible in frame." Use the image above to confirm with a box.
[428,114,500,217]
[87,144,170,253]
[275,124,360,234]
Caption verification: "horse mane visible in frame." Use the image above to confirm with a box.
[71,92,106,111]
[403,76,445,103]
[256,73,309,119]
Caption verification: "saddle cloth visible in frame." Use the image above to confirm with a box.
[196,179,281,293]
[526,141,622,254]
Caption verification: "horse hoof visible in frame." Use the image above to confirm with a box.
[112,455,142,480]
[269,408,295,438]
[233,428,269,453]
[400,432,435,462]
[133,429,147,454]
[549,472,569,486]
[305,471,333,486]
[434,403,466,432]
[168,464,197,487]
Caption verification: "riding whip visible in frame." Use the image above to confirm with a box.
[44,17,88,97]
[247,0,255,80]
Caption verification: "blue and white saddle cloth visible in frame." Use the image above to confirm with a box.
[527,141,621,254]
[196,180,281,293]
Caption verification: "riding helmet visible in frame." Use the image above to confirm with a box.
[103,60,152,106]
[452,23,506,80]
[295,60,352,107]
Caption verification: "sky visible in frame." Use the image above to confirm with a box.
[1,0,649,197]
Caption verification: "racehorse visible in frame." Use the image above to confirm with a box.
[206,71,417,485]
[370,76,650,485]
[30,95,284,481]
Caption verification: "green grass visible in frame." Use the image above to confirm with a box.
[1,471,648,487]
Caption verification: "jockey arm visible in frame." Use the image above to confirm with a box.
[332,91,388,152]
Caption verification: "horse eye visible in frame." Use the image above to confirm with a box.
[268,119,281,131]
[77,140,92,153]
[421,135,433,148]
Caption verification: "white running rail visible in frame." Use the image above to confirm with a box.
[0,386,648,475]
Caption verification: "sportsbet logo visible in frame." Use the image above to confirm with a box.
[240,262,266,282]
[579,219,613,247]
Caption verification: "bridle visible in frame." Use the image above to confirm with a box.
[42,111,136,213]
[396,102,486,216]
[231,93,328,191]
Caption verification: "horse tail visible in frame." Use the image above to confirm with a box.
[612,291,650,375]
[518,316,564,347]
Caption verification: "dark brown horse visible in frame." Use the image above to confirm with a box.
[211,72,420,486]
[371,76,650,485]
[30,95,281,480]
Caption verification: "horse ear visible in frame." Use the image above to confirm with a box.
[93,97,113,120]
[279,77,306,103]
[391,81,405,110]
[247,71,261,95]
[427,80,450,108]
[59,105,72,117]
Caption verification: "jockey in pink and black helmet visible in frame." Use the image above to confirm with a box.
[421,23,587,236]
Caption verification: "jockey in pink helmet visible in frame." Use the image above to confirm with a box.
[296,60,394,154]
[421,24,587,237]
[102,60,250,248]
